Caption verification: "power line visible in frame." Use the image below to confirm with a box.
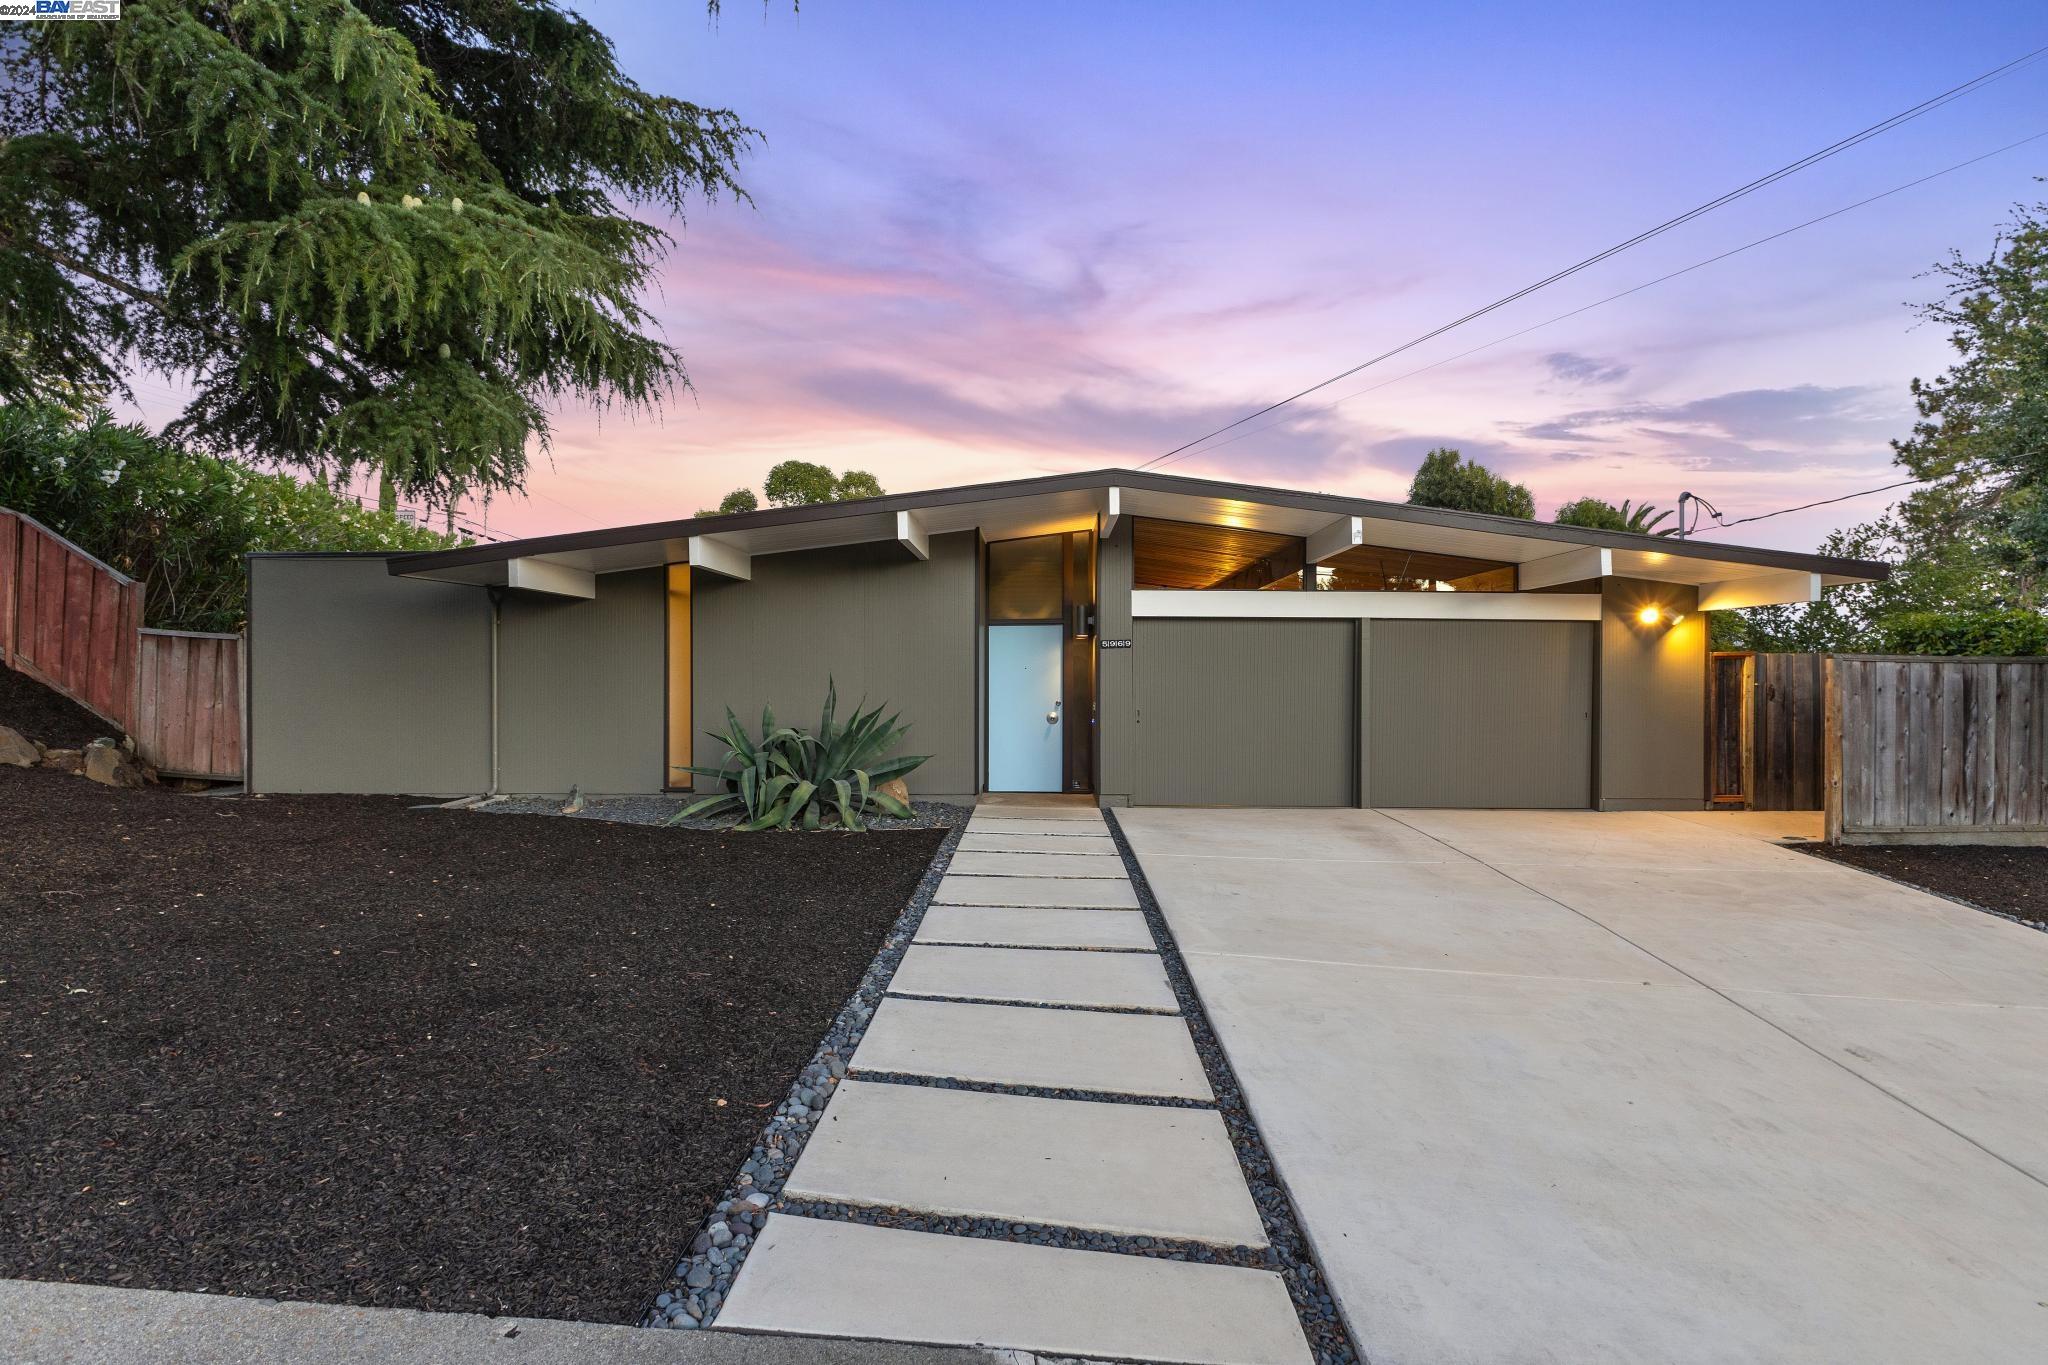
[1140,126,2048,468]
[1142,42,2048,471]
[1683,477,1929,536]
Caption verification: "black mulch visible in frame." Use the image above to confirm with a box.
[0,765,943,1323]
[1803,842,2048,924]
[0,664,119,749]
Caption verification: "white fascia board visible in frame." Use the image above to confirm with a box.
[1131,590,1600,621]
[1099,486,1121,541]
[687,534,753,581]
[1697,571,1822,611]
[504,557,596,600]
[896,509,930,561]
[1517,546,1611,591]
[1305,515,1364,563]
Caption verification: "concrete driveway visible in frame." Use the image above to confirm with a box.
[1116,807,2048,1365]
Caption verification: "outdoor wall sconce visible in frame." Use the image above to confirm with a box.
[1068,603,1097,638]
[1635,604,1686,630]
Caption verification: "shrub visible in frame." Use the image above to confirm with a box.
[0,403,460,632]
[1876,609,2048,656]
[674,681,929,831]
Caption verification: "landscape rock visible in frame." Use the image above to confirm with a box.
[82,738,146,788]
[0,725,39,768]
[561,784,585,814]
[39,748,83,774]
[878,777,911,808]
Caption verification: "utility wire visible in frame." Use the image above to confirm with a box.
[1141,42,2048,470]
[1143,126,2048,469]
[1686,477,1929,533]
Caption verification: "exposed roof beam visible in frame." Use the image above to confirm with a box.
[896,510,929,561]
[1518,546,1611,591]
[1306,515,1364,563]
[504,557,595,600]
[687,534,752,581]
[1698,571,1822,611]
[1099,486,1121,541]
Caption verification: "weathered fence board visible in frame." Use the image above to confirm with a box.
[1706,651,1824,809]
[135,629,244,779]
[1,510,142,733]
[2,507,245,781]
[1827,654,2048,845]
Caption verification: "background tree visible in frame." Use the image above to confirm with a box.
[1406,448,1535,519]
[702,461,886,515]
[0,402,457,632]
[1553,496,1674,535]
[0,0,755,513]
[1714,201,2048,653]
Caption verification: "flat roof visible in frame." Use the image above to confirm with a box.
[388,466,1888,588]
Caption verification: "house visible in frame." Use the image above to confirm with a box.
[245,468,1883,809]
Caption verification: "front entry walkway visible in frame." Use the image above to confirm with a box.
[1117,806,2048,1365]
[720,799,1312,1365]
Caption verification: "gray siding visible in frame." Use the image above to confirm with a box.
[691,533,979,800]
[1096,519,1136,804]
[1132,619,1355,806]
[1368,619,1595,808]
[1598,578,1706,810]
[248,556,489,795]
[498,568,664,795]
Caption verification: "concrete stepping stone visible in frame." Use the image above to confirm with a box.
[936,874,1139,909]
[917,905,1155,950]
[965,816,1110,837]
[888,945,1178,1012]
[972,804,1106,822]
[852,997,1214,1099]
[721,1216,1311,1365]
[946,849,1127,878]
[785,1081,1267,1246]
[957,831,1119,855]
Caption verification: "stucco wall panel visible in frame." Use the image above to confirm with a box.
[498,567,664,795]
[1598,577,1706,809]
[247,556,489,795]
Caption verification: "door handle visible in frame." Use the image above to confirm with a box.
[1046,701,1061,726]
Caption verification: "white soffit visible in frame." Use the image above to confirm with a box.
[1697,571,1823,611]
[504,557,596,599]
[1131,590,1601,621]
[687,533,752,581]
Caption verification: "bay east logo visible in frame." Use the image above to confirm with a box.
[0,0,122,18]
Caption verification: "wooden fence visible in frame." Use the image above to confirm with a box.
[1826,654,2047,845]
[0,508,244,781]
[135,629,245,780]
[1707,651,1825,811]
[0,509,143,733]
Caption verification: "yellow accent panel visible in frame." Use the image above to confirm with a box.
[666,563,691,787]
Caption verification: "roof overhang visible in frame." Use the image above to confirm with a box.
[390,468,1886,603]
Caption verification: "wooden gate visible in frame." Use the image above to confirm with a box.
[134,629,245,780]
[1707,651,1824,810]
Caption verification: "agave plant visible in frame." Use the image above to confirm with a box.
[670,680,929,831]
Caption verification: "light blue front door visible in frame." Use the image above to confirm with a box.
[988,624,1064,791]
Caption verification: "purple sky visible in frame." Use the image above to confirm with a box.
[129,2,2048,552]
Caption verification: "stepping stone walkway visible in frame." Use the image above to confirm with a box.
[720,799,1313,1365]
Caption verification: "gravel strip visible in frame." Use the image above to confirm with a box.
[771,1200,1273,1265]
[1102,809,1361,1365]
[641,817,968,1332]
[882,992,1178,1016]
[475,793,968,831]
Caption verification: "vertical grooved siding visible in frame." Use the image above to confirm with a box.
[248,557,489,795]
[690,533,978,799]
[498,567,665,795]
[1131,619,1355,806]
[1368,620,1594,808]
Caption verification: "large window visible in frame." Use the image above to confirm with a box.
[1314,545,1515,592]
[1132,518,1305,590]
[1132,516,1515,591]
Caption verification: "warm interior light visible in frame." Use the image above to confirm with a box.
[1636,605,1663,626]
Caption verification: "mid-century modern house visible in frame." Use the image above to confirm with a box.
[247,468,1884,810]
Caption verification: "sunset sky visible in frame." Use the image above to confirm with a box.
[131,2,2048,552]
